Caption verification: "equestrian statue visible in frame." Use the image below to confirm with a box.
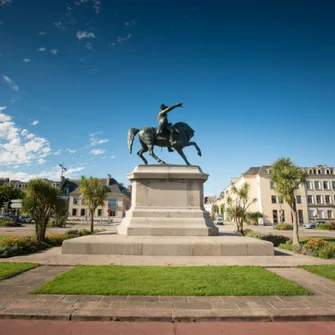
[128,102,202,165]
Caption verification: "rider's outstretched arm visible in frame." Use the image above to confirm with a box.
[158,102,182,117]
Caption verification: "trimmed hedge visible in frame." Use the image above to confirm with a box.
[274,224,293,230]
[244,230,290,246]
[316,223,335,230]
[0,219,22,227]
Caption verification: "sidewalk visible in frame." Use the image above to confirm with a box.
[1,247,335,267]
[0,266,334,322]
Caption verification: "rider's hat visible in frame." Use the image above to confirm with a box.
[160,103,168,110]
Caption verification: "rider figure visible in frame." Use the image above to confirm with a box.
[156,102,183,147]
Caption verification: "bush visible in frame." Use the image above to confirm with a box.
[0,229,102,258]
[279,243,293,251]
[0,218,22,227]
[260,234,291,247]
[244,230,262,239]
[274,223,293,230]
[316,223,335,230]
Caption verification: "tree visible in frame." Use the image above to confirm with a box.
[0,185,24,210]
[22,179,66,243]
[220,203,225,215]
[211,204,218,218]
[80,176,109,233]
[269,157,307,246]
[226,182,256,235]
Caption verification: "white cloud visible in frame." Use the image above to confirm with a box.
[117,34,132,43]
[0,106,6,112]
[89,132,109,146]
[38,31,47,35]
[2,75,19,92]
[92,0,101,14]
[91,148,105,155]
[76,31,95,40]
[0,0,12,7]
[0,165,86,182]
[125,20,135,27]
[53,149,62,156]
[31,120,39,126]
[85,41,93,50]
[110,155,116,159]
[37,158,46,165]
[50,49,58,55]
[0,110,51,166]
[23,58,32,63]
[54,21,65,31]
[37,47,46,52]
[65,148,76,154]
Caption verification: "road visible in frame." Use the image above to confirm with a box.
[0,320,334,335]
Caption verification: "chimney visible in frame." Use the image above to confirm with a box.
[106,174,111,186]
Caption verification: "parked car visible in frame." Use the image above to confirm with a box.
[0,214,15,221]
[303,222,316,229]
[216,215,223,225]
[18,216,33,223]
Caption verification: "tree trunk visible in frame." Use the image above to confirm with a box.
[290,202,299,246]
[90,210,94,234]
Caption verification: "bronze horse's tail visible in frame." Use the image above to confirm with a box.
[128,128,140,153]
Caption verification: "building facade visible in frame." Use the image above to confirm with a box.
[61,174,131,223]
[221,165,335,225]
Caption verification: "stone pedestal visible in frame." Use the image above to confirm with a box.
[117,165,218,236]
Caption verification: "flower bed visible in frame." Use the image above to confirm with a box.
[0,229,103,258]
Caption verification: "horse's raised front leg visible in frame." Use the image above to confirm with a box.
[184,141,202,156]
[137,147,148,165]
[175,148,191,165]
[148,145,166,164]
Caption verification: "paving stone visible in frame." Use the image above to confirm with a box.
[209,302,240,310]
[237,302,275,310]
[173,309,271,322]
[173,302,213,310]
[127,296,160,302]
[244,296,282,303]
[269,309,335,321]
[71,309,172,322]
[14,294,65,302]
[0,308,72,320]
[5,301,76,310]
[301,302,335,309]
[144,302,172,309]
[159,296,188,303]
[61,295,103,302]
[73,301,112,310]
[219,296,251,303]
[112,302,146,310]
[276,296,309,302]
[100,296,128,303]
[186,296,223,303]
[268,301,309,310]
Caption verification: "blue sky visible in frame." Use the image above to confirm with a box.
[0,0,335,196]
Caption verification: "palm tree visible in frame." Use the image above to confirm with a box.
[226,182,256,235]
[80,176,109,233]
[270,157,307,246]
[22,179,66,243]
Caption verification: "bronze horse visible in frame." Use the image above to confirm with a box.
[128,122,202,165]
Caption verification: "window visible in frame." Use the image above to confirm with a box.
[306,181,312,189]
[272,210,278,224]
[314,181,321,190]
[327,210,333,219]
[97,209,102,216]
[298,210,304,224]
[108,199,117,208]
[72,208,77,216]
[73,198,78,205]
[316,195,322,204]
[81,199,85,205]
[80,208,85,216]
[296,195,302,204]
[271,195,277,204]
[308,210,314,220]
[270,181,274,190]
[323,181,329,190]
[325,195,331,204]
[318,210,324,219]
[332,181,335,190]
[307,195,313,204]
[108,210,116,217]
[280,210,285,223]
[279,197,283,204]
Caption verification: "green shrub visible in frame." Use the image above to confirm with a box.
[274,223,293,230]
[0,218,22,227]
[244,230,262,239]
[260,234,291,247]
[316,223,335,230]
[279,243,293,251]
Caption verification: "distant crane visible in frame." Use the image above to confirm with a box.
[59,164,67,178]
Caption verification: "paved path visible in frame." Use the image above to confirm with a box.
[0,320,335,335]
[0,266,335,322]
[1,246,334,266]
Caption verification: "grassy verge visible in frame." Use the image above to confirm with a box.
[33,265,311,296]
[0,262,38,280]
[300,265,335,281]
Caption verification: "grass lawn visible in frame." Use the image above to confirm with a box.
[33,265,311,296]
[300,265,335,281]
[0,262,38,280]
